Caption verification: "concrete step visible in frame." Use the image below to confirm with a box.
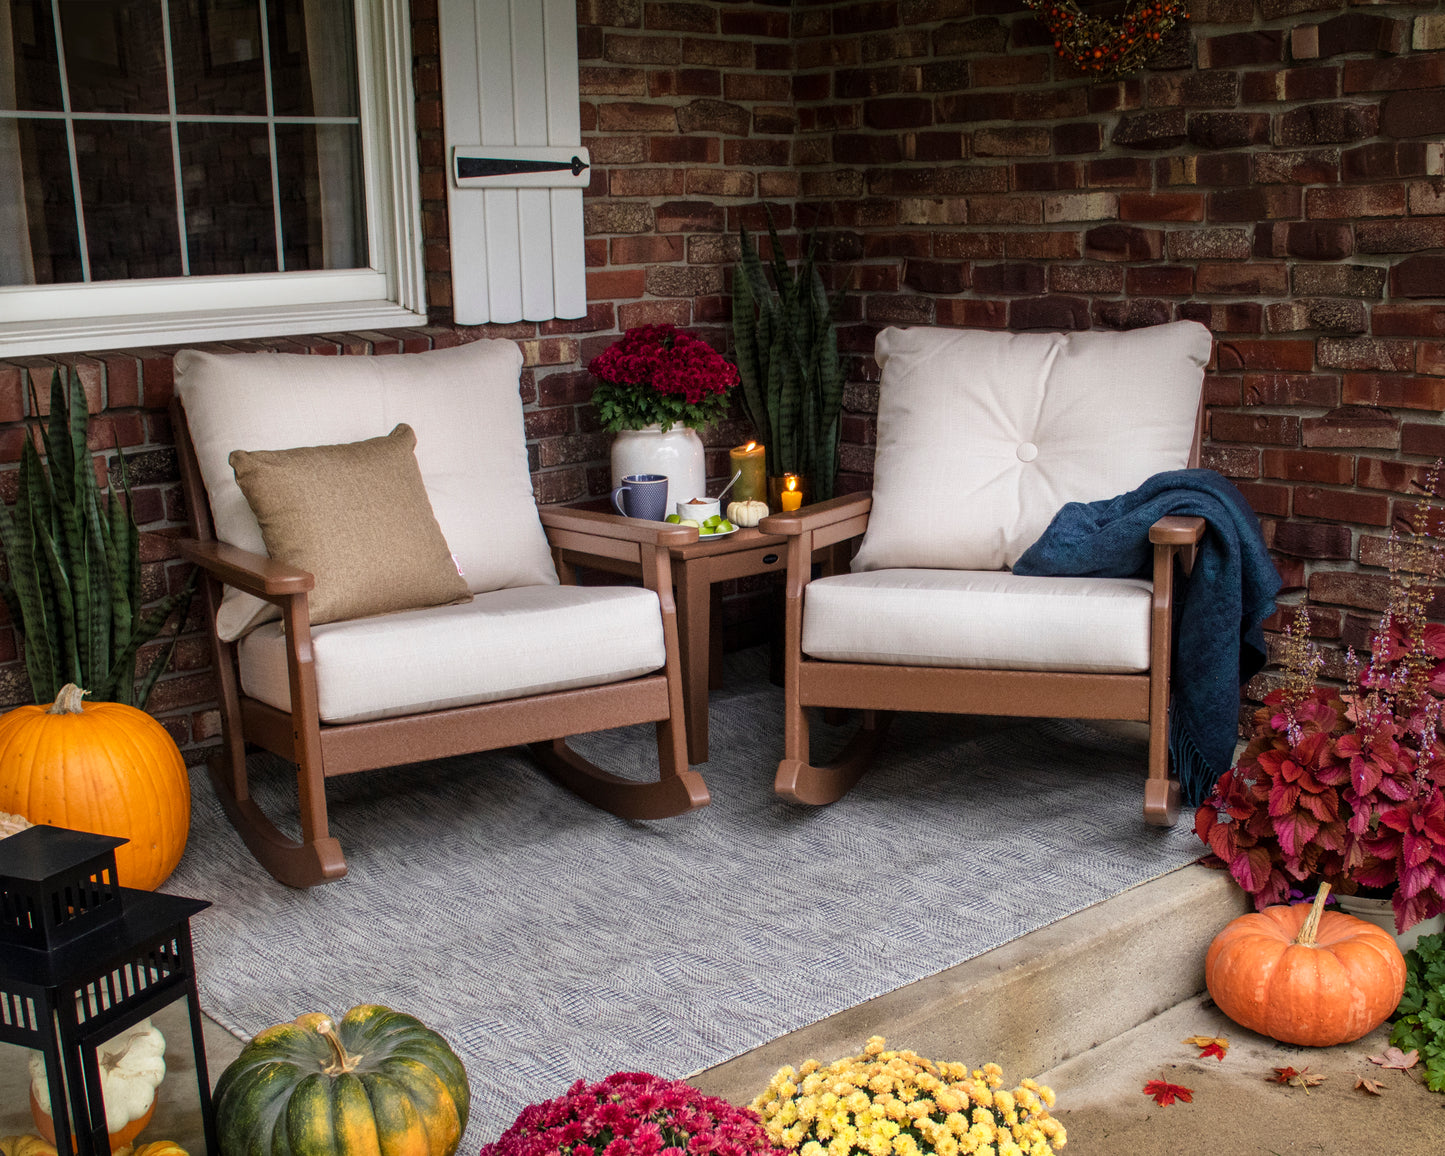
[691,862,1249,1102]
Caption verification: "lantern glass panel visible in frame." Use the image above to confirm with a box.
[0,1001,208,1155]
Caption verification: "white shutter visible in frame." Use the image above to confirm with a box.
[439,0,587,324]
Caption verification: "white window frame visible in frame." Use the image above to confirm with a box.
[0,0,426,357]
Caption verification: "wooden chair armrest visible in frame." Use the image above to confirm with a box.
[1148,515,1206,546]
[538,505,699,547]
[177,538,315,596]
[758,492,873,537]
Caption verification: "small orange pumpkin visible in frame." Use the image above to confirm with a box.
[1205,882,1406,1047]
[0,684,190,889]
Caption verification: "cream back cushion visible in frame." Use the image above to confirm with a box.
[175,340,557,641]
[851,320,1212,574]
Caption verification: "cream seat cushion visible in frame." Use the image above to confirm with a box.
[175,340,557,641]
[238,585,667,725]
[852,320,1212,574]
[801,570,1154,673]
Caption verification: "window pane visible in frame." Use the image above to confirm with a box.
[169,0,266,116]
[2,0,64,111]
[180,121,276,274]
[0,117,81,284]
[268,0,355,117]
[75,118,181,279]
[275,121,365,270]
[60,1,169,115]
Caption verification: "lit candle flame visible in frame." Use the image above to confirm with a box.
[744,441,756,451]
[785,475,798,492]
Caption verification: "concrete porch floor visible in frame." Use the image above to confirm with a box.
[14,860,1430,1156]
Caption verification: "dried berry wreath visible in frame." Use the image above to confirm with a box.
[1024,0,1189,79]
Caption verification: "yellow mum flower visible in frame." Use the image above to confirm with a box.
[801,1144,825,1156]
[846,1091,871,1114]
[801,1059,821,1076]
[865,1038,886,1056]
[945,1112,968,1136]
[936,1136,959,1156]
[802,1074,825,1097]
[993,1091,1014,1116]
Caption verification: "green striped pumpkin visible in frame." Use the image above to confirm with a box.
[213,1006,469,1156]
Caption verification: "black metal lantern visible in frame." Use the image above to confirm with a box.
[0,825,216,1156]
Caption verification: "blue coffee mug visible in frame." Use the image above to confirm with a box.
[611,473,670,520]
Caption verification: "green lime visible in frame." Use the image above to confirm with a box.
[665,514,681,523]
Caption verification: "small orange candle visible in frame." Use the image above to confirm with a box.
[780,474,802,512]
[730,441,767,506]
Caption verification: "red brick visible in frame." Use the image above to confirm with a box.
[903,260,969,294]
[1052,122,1103,154]
[1208,186,1302,221]
[1372,305,1445,338]
[1048,264,1125,294]
[1181,302,1264,334]
[1344,373,1445,410]
[1233,481,1291,518]
[1125,266,1194,296]
[1311,13,1409,62]
[1401,423,1445,457]
[1200,444,1260,478]
[1111,109,1187,149]
[1092,298,1172,330]
[1356,456,1437,495]
[584,268,646,301]
[1380,88,1445,139]
[1392,255,1445,299]
[934,298,1009,328]
[1242,66,1341,105]
[1196,262,1289,296]
[597,102,677,132]
[1199,29,1283,69]
[1294,485,1390,525]
[1357,218,1445,255]
[1010,296,1092,331]
[1086,157,1153,187]
[1276,102,1380,146]
[1254,221,1352,260]
[1211,411,1301,445]
[1306,184,1408,219]
[1342,142,1434,183]
[617,299,691,329]
[1117,192,1205,222]
[1011,162,1084,192]
[654,200,724,233]
[1189,112,1271,150]
[1252,148,1340,186]
[1318,337,1415,372]
[1082,225,1163,261]
[1291,264,1386,298]
[1266,299,1368,335]
[1272,521,1354,559]
[1301,406,1400,450]
[1343,55,1445,95]
[1421,342,1445,377]
[1261,449,1353,484]
[1308,570,1394,613]
[1006,231,1082,260]
[1217,339,1315,373]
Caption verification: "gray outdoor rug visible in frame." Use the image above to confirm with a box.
[164,648,1204,1148]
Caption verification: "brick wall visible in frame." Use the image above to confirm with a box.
[1,0,1443,756]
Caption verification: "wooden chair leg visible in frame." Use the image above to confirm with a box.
[205,752,347,887]
[1143,686,1180,828]
[776,710,894,805]
[531,738,710,819]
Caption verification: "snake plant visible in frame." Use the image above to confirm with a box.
[0,369,194,709]
[731,212,847,500]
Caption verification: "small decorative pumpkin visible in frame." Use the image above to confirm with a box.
[29,1018,166,1152]
[726,499,769,528]
[1205,882,1406,1047]
[0,1136,57,1156]
[127,1141,188,1156]
[213,1005,469,1156]
[0,684,190,889]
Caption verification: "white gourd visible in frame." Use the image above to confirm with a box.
[29,1019,166,1131]
[726,499,769,528]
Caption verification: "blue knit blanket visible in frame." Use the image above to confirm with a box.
[1013,469,1280,807]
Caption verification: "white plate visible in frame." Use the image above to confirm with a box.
[698,526,738,540]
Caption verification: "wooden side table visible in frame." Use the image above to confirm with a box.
[554,526,843,764]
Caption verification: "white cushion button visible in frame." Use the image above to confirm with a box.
[1017,442,1038,462]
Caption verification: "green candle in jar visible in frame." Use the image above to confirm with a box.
[730,441,767,506]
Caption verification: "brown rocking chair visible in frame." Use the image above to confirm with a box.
[172,340,708,887]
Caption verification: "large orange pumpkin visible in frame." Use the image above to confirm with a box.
[0,685,190,889]
[1205,882,1406,1047]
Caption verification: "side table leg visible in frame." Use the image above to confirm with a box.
[674,560,712,765]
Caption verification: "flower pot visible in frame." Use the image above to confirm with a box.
[611,425,706,512]
[1335,892,1445,954]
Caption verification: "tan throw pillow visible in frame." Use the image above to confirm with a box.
[229,424,471,626]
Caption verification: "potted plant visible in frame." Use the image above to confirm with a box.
[731,213,846,503]
[590,323,739,508]
[482,1071,788,1156]
[1195,488,1445,939]
[0,369,193,709]
[751,1036,1066,1156]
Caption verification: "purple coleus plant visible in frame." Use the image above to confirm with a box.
[1196,517,1445,933]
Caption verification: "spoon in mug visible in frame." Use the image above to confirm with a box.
[715,469,743,502]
